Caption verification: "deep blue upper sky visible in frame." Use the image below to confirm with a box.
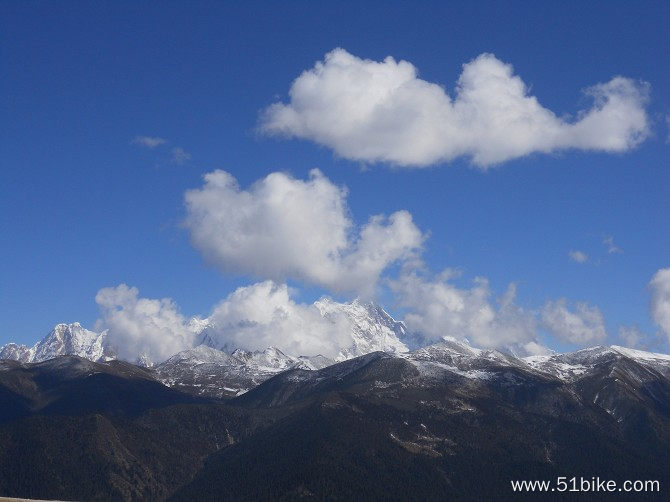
[1,1,668,353]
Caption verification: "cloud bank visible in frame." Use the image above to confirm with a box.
[93,271,670,363]
[261,48,650,167]
[183,169,424,295]
[541,299,607,345]
[94,281,380,361]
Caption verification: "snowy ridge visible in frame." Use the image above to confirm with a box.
[611,345,670,362]
[154,344,335,397]
[402,337,526,380]
[523,345,670,381]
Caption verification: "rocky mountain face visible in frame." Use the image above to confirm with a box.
[1,341,669,500]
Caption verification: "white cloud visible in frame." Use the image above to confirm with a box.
[541,299,607,345]
[261,48,650,168]
[183,169,424,295]
[172,147,192,164]
[203,281,354,358]
[650,267,670,342]
[603,235,622,254]
[95,284,195,364]
[390,269,538,349]
[132,135,167,148]
[569,250,589,263]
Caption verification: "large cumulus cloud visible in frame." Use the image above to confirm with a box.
[183,168,424,295]
[261,49,649,167]
[200,281,354,358]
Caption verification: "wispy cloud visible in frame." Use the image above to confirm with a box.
[569,250,589,264]
[603,235,622,254]
[261,48,650,168]
[618,325,647,349]
[390,270,539,351]
[132,135,167,148]
[541,299,607,345]
[171,147,192,164]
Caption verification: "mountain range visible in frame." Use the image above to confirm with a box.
[1,300,670,499]
[0,299,412,397]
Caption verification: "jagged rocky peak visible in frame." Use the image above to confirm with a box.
[33,323,105,362]
[0,322,110,364]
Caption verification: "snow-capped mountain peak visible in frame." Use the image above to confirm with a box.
[314,297,409,360]
[0,322,110,364]
[34,323,107,362]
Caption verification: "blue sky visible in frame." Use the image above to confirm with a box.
[1,1,669,356]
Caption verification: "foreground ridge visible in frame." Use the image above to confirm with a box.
[1,341,669,500]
